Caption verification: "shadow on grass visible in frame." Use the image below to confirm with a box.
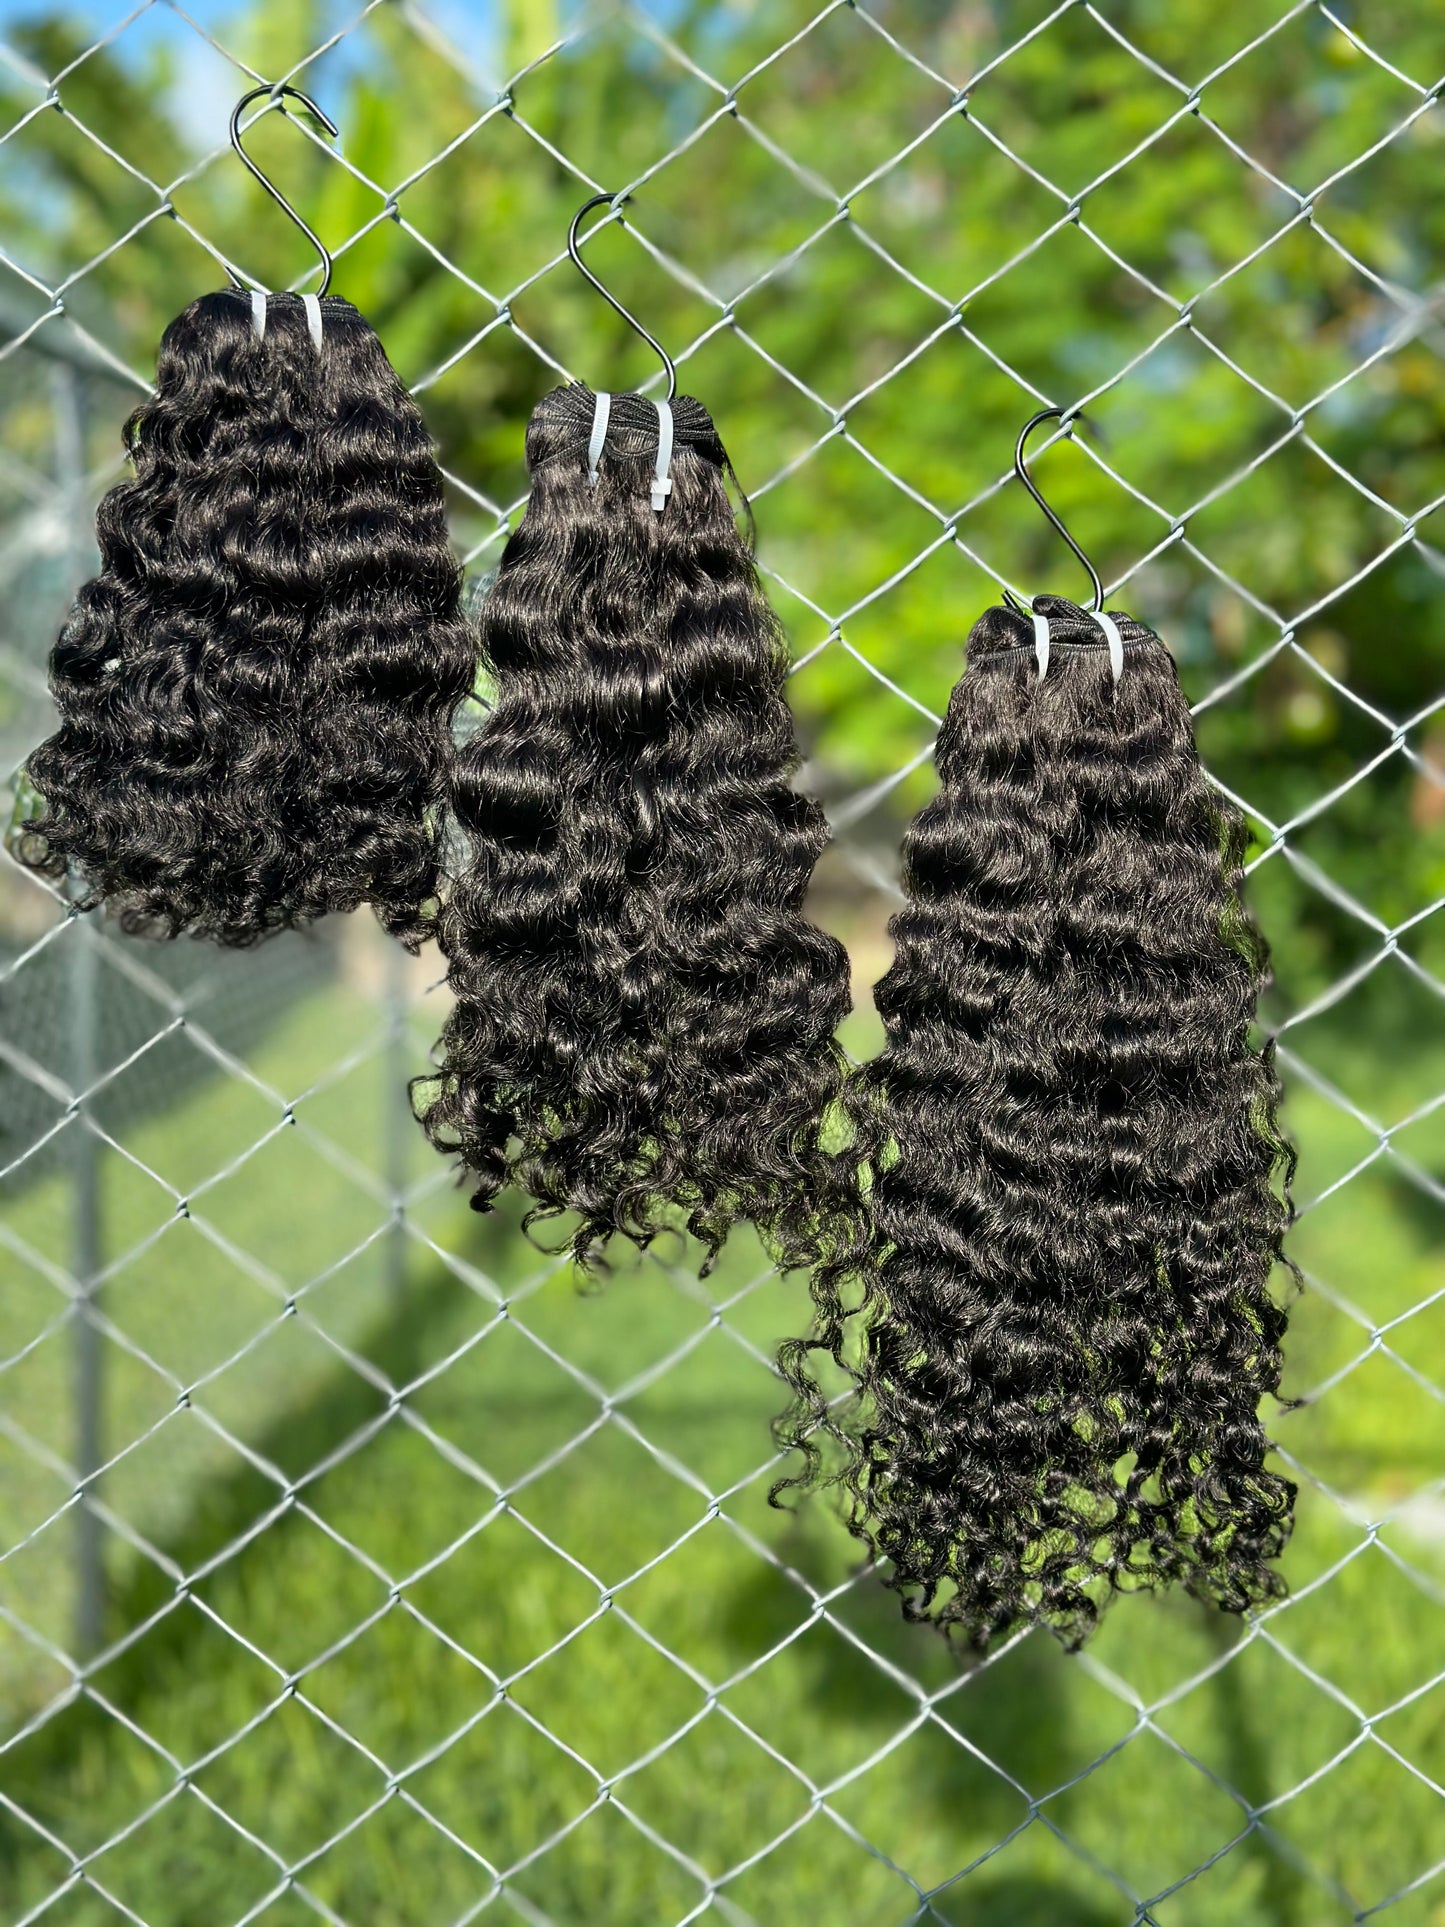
[0,1210,1287,1925]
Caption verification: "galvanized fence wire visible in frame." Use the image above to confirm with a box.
[0,0,1442,1922]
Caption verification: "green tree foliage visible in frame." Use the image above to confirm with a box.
[1,0,1441,1003]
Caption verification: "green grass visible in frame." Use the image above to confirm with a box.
[1,978,1443,1927]
[0,961,469,1714]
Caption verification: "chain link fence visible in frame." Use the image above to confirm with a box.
[1,1,1443,1922]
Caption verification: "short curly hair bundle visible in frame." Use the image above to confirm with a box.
[420,382,863,1272]
[16,289,474,947]
[779,594,1296,1648]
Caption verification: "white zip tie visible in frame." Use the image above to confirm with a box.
[1093,609,1125,683]
[250,289,267,340]
[301,293,324,352]
[1031,605,1051,679]
[587,390,611,488]
[651,399,674,512]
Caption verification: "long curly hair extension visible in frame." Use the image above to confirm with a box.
[778,594,1296,1648]
[420,381,863,1271]
[15,289,474,947]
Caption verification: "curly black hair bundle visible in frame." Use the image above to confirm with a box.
[420,381,863,1272]
[16,287,474,946]
[11,107,1301,1643]
[780,593,1296,1648]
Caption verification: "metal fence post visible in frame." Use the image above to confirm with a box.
[383,936,410,1300]
[67,895,104,1658]
[52,360,106,1658]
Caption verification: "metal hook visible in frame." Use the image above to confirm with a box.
[568,193,677,401]
[228,84,339,298]
[1014,406,1103,614]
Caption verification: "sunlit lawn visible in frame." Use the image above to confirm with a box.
[1,970,1443,1926]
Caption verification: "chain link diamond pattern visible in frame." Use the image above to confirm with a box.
[1,2,1442,1922]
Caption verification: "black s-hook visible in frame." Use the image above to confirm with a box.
[228,84,339,297]
[568,193,677,401]
[1012,406,1104,613]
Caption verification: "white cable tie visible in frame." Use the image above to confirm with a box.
[588,390,612,488]
[1031,605,1050,679]
[651,399,674,512]
[301,292,324,351]
[250,289,267,340]
[1093,608,1125,682]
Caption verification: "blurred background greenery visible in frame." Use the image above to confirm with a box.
[0,1,1443,1922]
